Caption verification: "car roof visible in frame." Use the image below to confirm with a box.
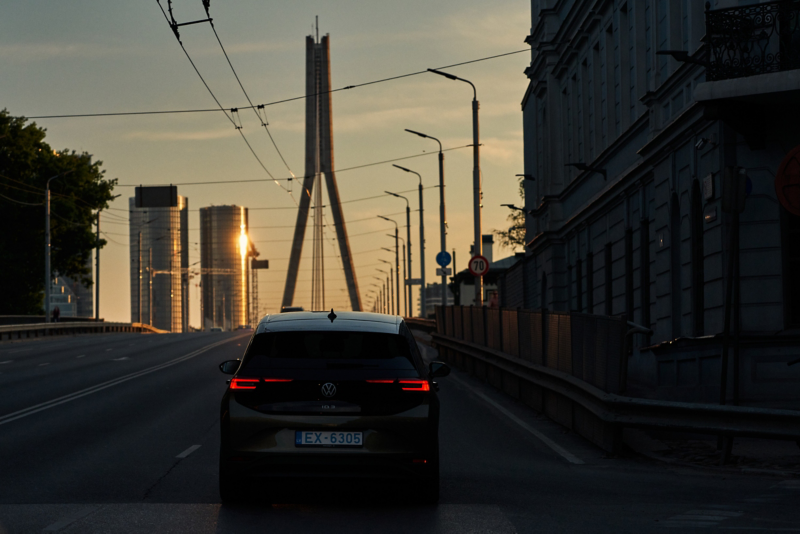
[255,311,401,335]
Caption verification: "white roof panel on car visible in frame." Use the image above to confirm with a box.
[256,311,401,335]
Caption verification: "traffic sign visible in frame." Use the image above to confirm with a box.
[468,255,490,277]
[405,278,422,285]
[436,251,452,267]
[436,267,452,276]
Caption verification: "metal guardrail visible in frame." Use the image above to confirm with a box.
[432,333,800,452]
[0,321,168,341]
[404,317,437,333]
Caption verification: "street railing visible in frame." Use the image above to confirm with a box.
[432,330,800,453]
[436,305,628,394]
[0,321,168,341]
[706,0,800,81]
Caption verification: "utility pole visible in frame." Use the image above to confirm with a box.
[95,213,100,320]
[138,232,142,324]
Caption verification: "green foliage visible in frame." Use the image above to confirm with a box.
[493,177,527,250]
[0,109,117,314]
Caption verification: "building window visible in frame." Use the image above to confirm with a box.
[671,192,682,338]
[691,181,704,336]
[781,205,800,328]
[605,243,613,315]
[587,252,595,313]
[625,227,634,321]
[640,218,651,330]
[576,258,584,312]
[541,272,548,310]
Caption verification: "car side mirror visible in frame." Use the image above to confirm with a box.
[429,361,450,378]
[219,360,240,375]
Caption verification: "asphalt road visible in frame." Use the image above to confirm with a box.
[0,331,798,533]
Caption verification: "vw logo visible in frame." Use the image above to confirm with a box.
[321,382,337,397]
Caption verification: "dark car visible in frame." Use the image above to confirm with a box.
[218,311,449,503]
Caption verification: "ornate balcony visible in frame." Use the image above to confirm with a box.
[706,0,800,81]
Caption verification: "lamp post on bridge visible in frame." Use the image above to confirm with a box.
[404,129,446,313]
[427,68,483,306]
[385,191,412,317]
[392,165,426,318]
[44,170,74,323]
[378,215,400,316]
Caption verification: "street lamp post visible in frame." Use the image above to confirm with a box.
[405,129,446,312]
[393,165,426,317]
[378,215,400,316]
[385,191,413,317]
[428,68,483,306]
[376,269,390,314]
[378,258,395,315]
[44,170,74,323]
[392,236,407,317]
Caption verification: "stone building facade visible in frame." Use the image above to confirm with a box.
[516,0,800,402]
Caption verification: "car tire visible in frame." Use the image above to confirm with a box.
[219,456,248,503]
[419,473,440,504]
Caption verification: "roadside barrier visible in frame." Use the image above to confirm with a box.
[0,321,168,341]
[431,306,800,453]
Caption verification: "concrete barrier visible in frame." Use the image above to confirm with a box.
[0,321,168,341]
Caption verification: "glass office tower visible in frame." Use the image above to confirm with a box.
[200,205,249,331]
[129,193,189,332]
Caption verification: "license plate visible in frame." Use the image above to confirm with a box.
[295,431,363,448]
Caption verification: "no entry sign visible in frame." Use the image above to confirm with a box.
[776,145,800,216]
[468,255,490,277]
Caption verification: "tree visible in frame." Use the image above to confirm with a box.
[493,176,527,249]
[0,109,117,315]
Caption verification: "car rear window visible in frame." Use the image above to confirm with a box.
[241,331,416,370]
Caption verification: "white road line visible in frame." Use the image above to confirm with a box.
[112,357,130,361]
[10,349,31,354]
[0,336,242,427]
[449,374,584,465]
[105,349,113,352]
[0,360,12,364]
[176,444,202,459]
[38,363,50,367]
[76,355,85,358]
[42,505,101,531]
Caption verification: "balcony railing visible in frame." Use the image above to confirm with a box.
[706,0,800,81]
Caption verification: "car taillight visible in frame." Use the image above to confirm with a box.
[230,378,259,390]
[398,379,430,391]
[366,379,395,384]
[262,378,293,383]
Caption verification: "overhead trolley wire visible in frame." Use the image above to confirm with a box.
[155,0,293,198]
[26,49,529,120]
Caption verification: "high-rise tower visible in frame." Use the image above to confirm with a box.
[282,30,361,311]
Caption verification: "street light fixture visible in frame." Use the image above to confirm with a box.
[390,234,408,316]
[501,204,533,215]
[392,164,426,318]
[515,174,535,181]
[427,68,484,306]
[404,129,447,312]
[565,162,607,180]
[378,259,394,314]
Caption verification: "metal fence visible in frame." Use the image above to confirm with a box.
[706,0,800,81]
[435,305,628,394]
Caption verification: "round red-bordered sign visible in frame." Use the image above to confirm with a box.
[776,145,800,216]
[468,255,490,277]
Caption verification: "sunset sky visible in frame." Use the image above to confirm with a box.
[2,0,531,325]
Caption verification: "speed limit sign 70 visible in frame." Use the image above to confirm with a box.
[469,255,490,277]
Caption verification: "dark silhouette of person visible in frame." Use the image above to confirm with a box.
[53,306,60,322]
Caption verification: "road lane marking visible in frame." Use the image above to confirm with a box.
[112,357,130,361]
[105,349,113,351]
[0,335,245,427]
[662,509,742,528]
[10,349,31,354]
[176,444,201,458]
[449,374,584,465]
[43,505,101,531]
[38,363,50,367]
[0,360,12,364]
[76,355,85,358]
